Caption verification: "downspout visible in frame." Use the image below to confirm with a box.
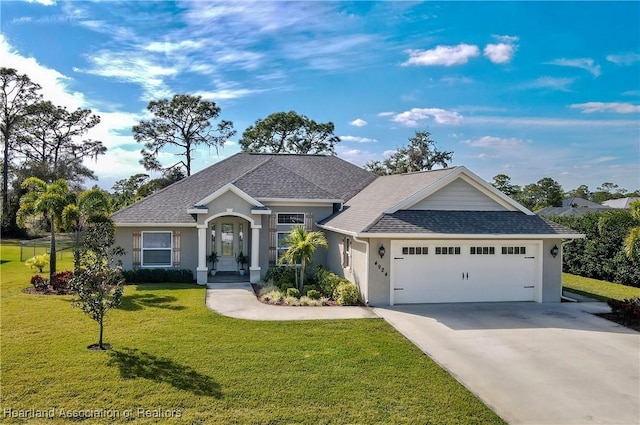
[352,234,370,306]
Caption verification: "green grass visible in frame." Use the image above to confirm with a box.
[1,241,504,424]
[563,273,640,301]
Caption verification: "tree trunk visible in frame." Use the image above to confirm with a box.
[73,225,80,273]
[49,221,56,282]
[2,128,10,219]
[299,259,306,291]
[98,316,104,349]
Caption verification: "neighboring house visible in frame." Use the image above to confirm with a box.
[537,198,612,217]
[113,153,582,305]
[602,197,640,209]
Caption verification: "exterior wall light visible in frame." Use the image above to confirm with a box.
[550,245,559,258]
[378,245,386,259]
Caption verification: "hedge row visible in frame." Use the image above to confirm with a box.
[123,268,194,283]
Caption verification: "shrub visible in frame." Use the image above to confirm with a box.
[280,282,295,292]
[260,288,284,304]
[30,275,48,292]
[123,268,193,283]
[316,268,343,297]
[334,282,359,306]
[25,254,50,273]
[286,287,301,298]
[51,270,74,294]
[307,289,321,300]
[608,297,640,325]
[283,295,302,306]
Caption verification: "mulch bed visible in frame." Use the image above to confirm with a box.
[595,313,640,332]
[251,283,350,306]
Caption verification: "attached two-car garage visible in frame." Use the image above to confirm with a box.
[390,240,541,304]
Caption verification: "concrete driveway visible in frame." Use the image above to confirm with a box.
[374,302,639,425]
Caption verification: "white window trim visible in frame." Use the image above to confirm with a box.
[276,212,306,226]
[344,237,352,269]
[276,231,290,263]
[141,231,173,267]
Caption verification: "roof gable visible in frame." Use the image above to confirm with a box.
[195,183,264,208]
[385,167,530,215]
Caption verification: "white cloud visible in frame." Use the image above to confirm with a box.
[463,136,528,149]
[606,52,640,65]
[25,0,56,5]
[590,156,618,164]
[144,40,205,53]
[0,34,85,109]
[545,58,601,77]
[526,76,575,92]
[464,115,639,128]
[483,35,518,64]
[339,135,377,143]
[402,44,480,66]
[195,88,260,101]
[349,118,368,127]
[570,102,640,114]
[392,108,463,126]
[622,90,640,97]
[377,111,394,117]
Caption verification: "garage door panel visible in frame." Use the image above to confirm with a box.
[391,241,538,304]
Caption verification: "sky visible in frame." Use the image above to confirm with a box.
[1,0,639,194]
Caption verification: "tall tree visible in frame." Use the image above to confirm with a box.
[0,68,43,225]
[111,173,150,210]
[17,178,72,282]
[133,94,235,176]
[365,131,453,175]
[239,111,340,155]
[567,184,591,200]
[278,226,328,290]
[537,177,564,207]
[17,101,105,184]
[492,174,521,198]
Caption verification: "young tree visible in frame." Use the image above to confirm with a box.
[17,177,72,282]
[1,68,43,226]
[278,226,328,290]
[239,111,340,154]
[70,217,125,350]
[133,94,235,176]
[111,173,150,210]
[365,131,453,175]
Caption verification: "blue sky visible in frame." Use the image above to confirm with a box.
[2,1,639,194]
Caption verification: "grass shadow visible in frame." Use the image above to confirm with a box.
[109,348,222,398]
[119,293,187,311]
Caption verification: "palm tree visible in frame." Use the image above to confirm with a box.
[62,188,112,272]
[279,226,328,290]
[17,177,72,282]
[623,200,640,260]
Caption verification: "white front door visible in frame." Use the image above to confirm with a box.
[214,218,246,272]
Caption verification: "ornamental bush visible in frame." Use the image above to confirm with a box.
[25,254,50,273]
[608,297,640,325]
[334,282,359,306]
[286,287,301,298]
[306,289,321,300]
[123,268,193,283]
[30,274,48,292]
[51,270,74,294]
[316,267,343,297]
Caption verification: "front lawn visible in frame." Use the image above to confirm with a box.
[563,273,640,301]
[1,241,504,424]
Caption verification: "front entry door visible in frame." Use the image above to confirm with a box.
[215,219,246,272]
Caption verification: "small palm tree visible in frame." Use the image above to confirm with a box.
[17,177,72,282]
[62,188,112,272]
[623,200,640,260]
[279,226,328,290]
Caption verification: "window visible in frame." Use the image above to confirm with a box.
[277,213,305,225]
[276,232,289,262]
[470,246,495,255]
[502,246,527,255]
[435,246,460,255]
[142,232,172,267]
[344,237,351,268]
[402,246,428,255]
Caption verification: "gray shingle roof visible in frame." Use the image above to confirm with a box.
[112,153,376,224]
[364,210,580,235]
[319,168,459,232]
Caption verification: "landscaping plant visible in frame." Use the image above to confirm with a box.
[24,253,49,273]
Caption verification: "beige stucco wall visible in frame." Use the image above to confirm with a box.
[366,238,391,306]
[114,226,198,275]
[542,238,563,302]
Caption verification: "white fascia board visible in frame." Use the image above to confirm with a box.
[195,183,264,208]
[115,222,197,228]
[257,198,342,206]
[316,223,359,237]
[384,166,532,215]
[354,232,585,239]
[251,209,272,215]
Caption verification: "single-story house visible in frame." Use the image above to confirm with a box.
[602,197,639,209]
[113,153,582,305]
[537,198,612,217]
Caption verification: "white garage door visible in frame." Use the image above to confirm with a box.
[391,240,540,304]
